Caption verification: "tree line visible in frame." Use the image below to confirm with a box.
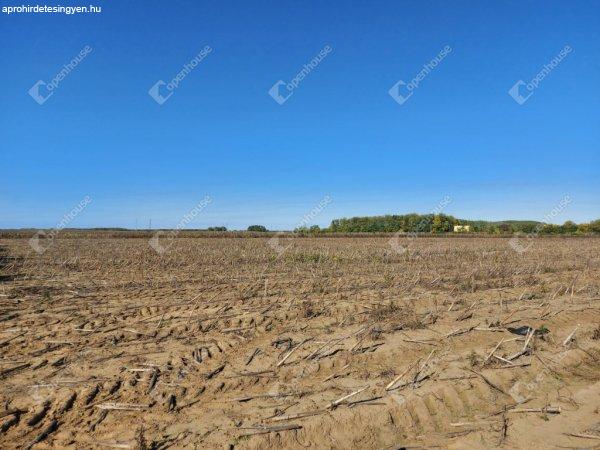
[324,214,600,234]
[140,217,600,234]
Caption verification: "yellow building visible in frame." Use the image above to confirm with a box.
[453,225,471,232]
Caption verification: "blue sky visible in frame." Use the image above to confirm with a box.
[1,0,599,229]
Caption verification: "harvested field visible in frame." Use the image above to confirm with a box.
[1,235,599,449]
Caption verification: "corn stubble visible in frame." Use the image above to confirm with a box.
[0,234,599,449]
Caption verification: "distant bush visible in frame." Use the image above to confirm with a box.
[207,226,227,231]
[247,225,268,232]
[294,225,322,236]
[589,219,600,233]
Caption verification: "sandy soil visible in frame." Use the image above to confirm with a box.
[0,235,599,449]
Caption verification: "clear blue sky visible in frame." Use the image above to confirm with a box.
[1,0,598,230]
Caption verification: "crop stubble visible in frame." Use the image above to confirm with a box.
[0,235,599,449]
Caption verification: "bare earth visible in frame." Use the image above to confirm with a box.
[1,235,599,449]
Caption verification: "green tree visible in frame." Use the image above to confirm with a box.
[294,226,309,235]
[247,225,267,232]
[498,223,511,233]
[589,219,600,233]
[431,215,443,233]
[577,223,590,234]
[542,224,560,234]
[561,220,577,234]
